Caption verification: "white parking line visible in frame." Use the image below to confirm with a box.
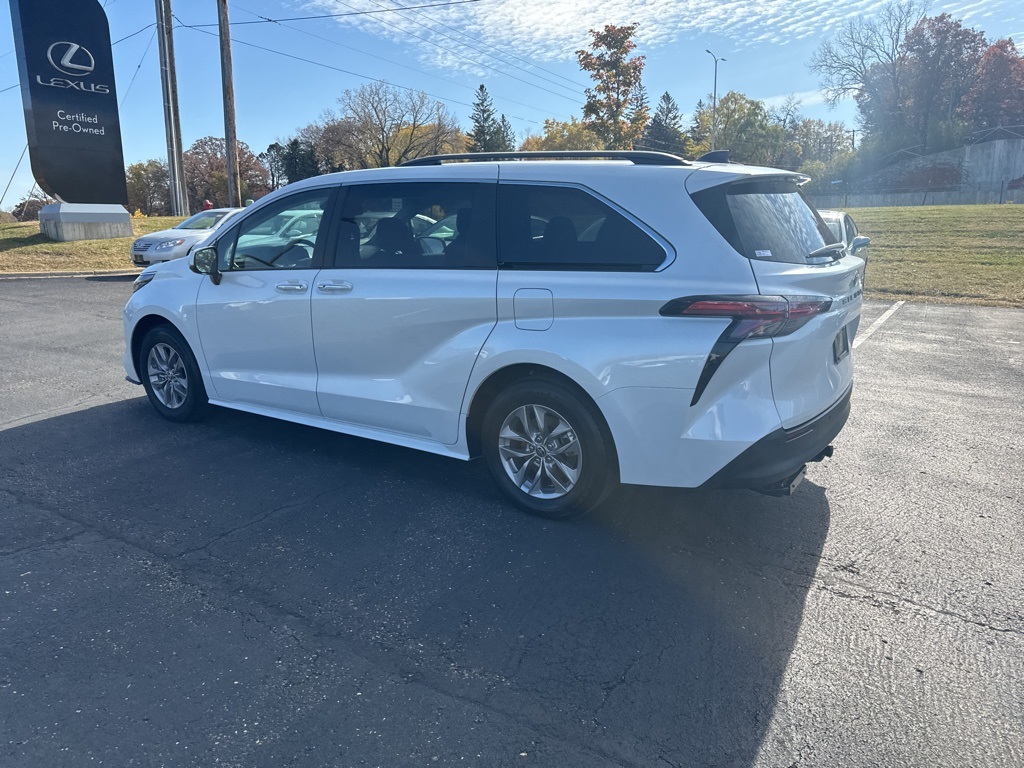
[853,300,905,349]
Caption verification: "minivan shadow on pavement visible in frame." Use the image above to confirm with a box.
[1,400,830,767]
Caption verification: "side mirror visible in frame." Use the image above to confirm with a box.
[851,235,871,255]
[190,246,221,285]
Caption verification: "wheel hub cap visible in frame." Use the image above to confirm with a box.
[147,342,188,409]
[497,404,582,499]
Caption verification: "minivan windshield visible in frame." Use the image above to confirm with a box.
[692,179,841,264]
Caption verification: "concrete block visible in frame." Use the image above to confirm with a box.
[38,203,132,242]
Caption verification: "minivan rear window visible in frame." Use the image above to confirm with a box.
[691,179,839,264]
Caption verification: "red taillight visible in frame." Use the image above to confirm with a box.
[662,295,834,406]
[660,295,832,339]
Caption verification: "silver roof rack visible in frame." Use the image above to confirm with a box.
[400,150,691,167]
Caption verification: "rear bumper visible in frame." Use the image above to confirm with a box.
[700,384,852,490]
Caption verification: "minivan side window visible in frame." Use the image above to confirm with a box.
[497,184,666,271]
[217,188,334,272]
[332,182,496,269]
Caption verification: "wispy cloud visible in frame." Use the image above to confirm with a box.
[761,90,830,109]
[308,0,1022,74]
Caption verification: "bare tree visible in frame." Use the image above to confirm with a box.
[335,82,464,168]
[808,1,926,105]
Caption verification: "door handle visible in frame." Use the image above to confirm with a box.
[317,281,353,293]
[276,281,308,293]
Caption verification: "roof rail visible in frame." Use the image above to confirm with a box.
[400,150,691,167]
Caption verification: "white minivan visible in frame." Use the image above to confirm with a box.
[125,151,863,518]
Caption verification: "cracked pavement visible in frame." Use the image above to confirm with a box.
[1,277,1022,766]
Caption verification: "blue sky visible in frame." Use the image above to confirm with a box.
[2,0,1022,209]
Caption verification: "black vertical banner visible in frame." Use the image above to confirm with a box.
[9,0,129,205]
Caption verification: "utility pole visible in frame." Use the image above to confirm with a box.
[155,0,186,215]
[217,0,241,208]
[705,49,726,152]
[848,129,857,151]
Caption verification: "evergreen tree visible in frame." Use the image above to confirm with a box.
[497,115,516,151]
[627,82,651,147]
[643,91,688,155]
[281,138,319,183]
[467,84,500,152]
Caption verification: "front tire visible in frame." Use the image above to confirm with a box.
[482,379,616,520]
[139,326,208,422]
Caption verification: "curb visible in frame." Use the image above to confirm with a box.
[0,269,142,280]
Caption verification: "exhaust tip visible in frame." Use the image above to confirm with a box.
[811,445,835,462]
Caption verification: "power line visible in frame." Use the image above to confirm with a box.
[317,0,585,102]
[228,2,554,121]
[0,20,154,61]
[193,0,485,26]
[113,23,158,45]
[175,16,476,111]
[119,29,158,107]
[0,144,28,210]
[373,0,589,91]
[176,15,566,124]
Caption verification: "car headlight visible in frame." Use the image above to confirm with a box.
[132,272,156,293]
[155,238,187,250]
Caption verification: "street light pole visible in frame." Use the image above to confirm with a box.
[705,49,726,152]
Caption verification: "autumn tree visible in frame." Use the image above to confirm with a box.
[576,23,648,149]
[297,115,358,174]
[809,1,924,152]
[902,14,987,149]
[518,118,602,151]
[686,92,787,165]
[182,137,270,211]
[640,92,689,155]
[959,39,1024,131]
[125,159,169,215]
[809,3,1010,157]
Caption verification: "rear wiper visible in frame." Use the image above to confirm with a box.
[808,242,846,261]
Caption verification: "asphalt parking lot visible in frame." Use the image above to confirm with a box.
[1,276,1022,767]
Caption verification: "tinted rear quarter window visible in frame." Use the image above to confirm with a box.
[498,184,666,271]
[692,179,837,264]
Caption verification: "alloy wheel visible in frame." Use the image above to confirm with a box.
[497,404,582,499]
[147,342,189,409]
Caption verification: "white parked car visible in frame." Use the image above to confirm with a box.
[818,209,871,262]
[124,151,863,518]
[130,208,241,267]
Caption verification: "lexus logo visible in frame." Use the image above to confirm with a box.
[47,42,95,77]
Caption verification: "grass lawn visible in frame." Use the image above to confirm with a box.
[0,216,183,273]
[849,204,1024,308]
[1,205,1022,308]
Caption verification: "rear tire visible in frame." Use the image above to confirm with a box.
[482,378,616,520]
[139,326,208,423]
